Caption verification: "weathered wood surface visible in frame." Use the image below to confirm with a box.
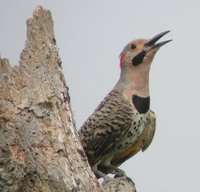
[0,5,137,192]
[0,6,103,192]
[102,176,136,192]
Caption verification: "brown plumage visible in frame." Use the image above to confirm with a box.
[111,110,156,167]
[79,31,171,178]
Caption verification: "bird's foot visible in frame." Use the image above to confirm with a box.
[92,164,108,179]
[109,165,126,177]
[99,163,126,177]
[92,164,126,180]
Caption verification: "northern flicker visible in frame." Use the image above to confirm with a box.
[79,31,171,178]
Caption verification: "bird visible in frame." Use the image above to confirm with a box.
[79,31,171,179]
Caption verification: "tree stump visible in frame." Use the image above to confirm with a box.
[0,6,102,192]
[0,6,137,192]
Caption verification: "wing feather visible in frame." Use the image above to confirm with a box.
[142,110,156,151]
[79,90,134,166]
[111,110,156,167]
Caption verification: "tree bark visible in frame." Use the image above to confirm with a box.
[102,177,136,192]
[0,6,136,192]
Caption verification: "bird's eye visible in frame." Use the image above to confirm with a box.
[131,44,136,49]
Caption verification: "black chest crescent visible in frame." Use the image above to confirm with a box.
[132,95,150,114]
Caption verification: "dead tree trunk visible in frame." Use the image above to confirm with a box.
[0,6,136,192]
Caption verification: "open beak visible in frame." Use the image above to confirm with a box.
[145,31,172,50]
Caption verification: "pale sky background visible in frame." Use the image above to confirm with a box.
[0,1,200,191]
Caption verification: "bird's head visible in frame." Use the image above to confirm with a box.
[120,31,171,71]
[118,31,171,97]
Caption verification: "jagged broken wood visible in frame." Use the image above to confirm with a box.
[0,6,136,192]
